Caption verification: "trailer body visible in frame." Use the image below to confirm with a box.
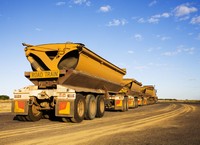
[121,78,143,108]
[12,42,158,123]
[12,42,128,122]
[142,85,158,105]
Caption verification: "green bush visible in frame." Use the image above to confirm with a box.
[0,95,10,100]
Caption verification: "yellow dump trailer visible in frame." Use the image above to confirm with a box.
[12,42,127,123]
[142,85,158,105]
[143,97,148,105]
[121,78,142,108]
[24,43,125,92]
[138,96,143,106]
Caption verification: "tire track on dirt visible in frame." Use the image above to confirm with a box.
[0,103,175,139]
[8,104,194,145]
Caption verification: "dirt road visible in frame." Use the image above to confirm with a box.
[0,102,200,145]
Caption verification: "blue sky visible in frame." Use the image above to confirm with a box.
[0,0,200,100]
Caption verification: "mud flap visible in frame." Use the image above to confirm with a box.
[12,99,29,115]
[114,100,123,110]
[128,98,134,108]
[55,99,74,117]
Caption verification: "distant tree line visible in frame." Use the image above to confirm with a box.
[159,98,177,101]
[0,95,10,100]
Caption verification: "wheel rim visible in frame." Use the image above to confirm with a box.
[32,105,41,116]
[90,99,96,116]
[77,100,84,117]
[99,99,105,113]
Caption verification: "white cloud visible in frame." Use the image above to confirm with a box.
[56,2,66,6]
[134,62,167,71]
[108,19,120,26]
[128,50,134,54]
[174,3,198,17]
[161,36,171,41]
[35,28,42,31]
[137,18,145,23]
[190,16,200,24]
[147,12,170,24]
[184,47,195,54]
[179,16,190,21]
[136,12,170,24]
[161,37,170,41]
[152,13,170,18]
[147,46,161,52]
[121,19,128,25]
[131,16,138,20]
[162,46,195,56]
[148,17,159,24]
[134,65,148,70]
[148,62,168,67]
[134,34,143,41]
[107,19,128,26]
[149,0,157,7]
[99,5,111,12]
[162,52,174,56]
[156,35,171,41]
[73,0,91,6]
[161,13,170,18]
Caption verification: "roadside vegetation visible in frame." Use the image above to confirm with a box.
[0,95,10,100]
[158,99,200,103]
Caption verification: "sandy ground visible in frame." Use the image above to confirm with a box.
[0,102,200,145]
[0,101,11,113]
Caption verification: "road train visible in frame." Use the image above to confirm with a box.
[12,42,158,123]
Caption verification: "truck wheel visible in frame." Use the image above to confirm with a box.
[96,95,105,118]
[26,104,42,121]
[122,99,126,112]
[16,115,26,121]
[70,94,86,123]
[42,114,49,119]
[134,97,138,108]
[125,97,129,111]
[61,117,71,122]
[42,111,50,119]
[49,110,57,121]
[122,97,128,112]
[85,94,97,120]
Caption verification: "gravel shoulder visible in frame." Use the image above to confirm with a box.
[0,102,200,145]
[90,103,200,145]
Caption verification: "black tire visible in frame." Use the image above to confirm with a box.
[48,110,57,121]
[122,99,126,112]
[42,111,50,119]
[85,94,97,120]
[70,94,86,123]
[96,95,105,118]
[24,115,32,121]
[26,104,42,121]
[122,97,128,112]
[16,115,26,121]
[42,114,49,119]
[125,97,129,111]
[134,97,138,108]
[61,117,71,122]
